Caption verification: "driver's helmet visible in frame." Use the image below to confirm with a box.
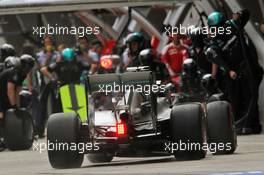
[125,32,145,51]
[207,11,226,27]
[20,54,35,73]
[4,56,21,69]
[62,48,75,62]
[138,49,153,66]
[0,44,16,63]
[182,58,197,76]
[201,74,218,92]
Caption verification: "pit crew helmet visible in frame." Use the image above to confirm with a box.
[20,54,35,70]
[182,58,198,76]
[201,74,218,92]
[19,90,32,108]
[125,32,145,51]
[4,56,21,69]
[62,48,75,62]
[138,49,154,66]
[207,11,225,27]
[0,44,16,63]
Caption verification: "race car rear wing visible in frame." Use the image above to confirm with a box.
[87,70,153,94]
[88,73,121,93]
[121,71,153,87]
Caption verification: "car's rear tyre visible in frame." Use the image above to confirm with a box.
[207,101,237,155]
[47,112,84,169]
[4,108,34,150]
[170,103,206,160]
[87,153,114,163]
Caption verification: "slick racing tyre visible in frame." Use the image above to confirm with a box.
[47,112,84,169]
[170,103,206,160]
[207,101,237,155]
[4,108,34,150]
[87,153,114,163]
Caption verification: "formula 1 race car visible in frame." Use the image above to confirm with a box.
[46,67,236,169]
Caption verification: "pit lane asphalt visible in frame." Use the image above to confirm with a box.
[0,135,264,175]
